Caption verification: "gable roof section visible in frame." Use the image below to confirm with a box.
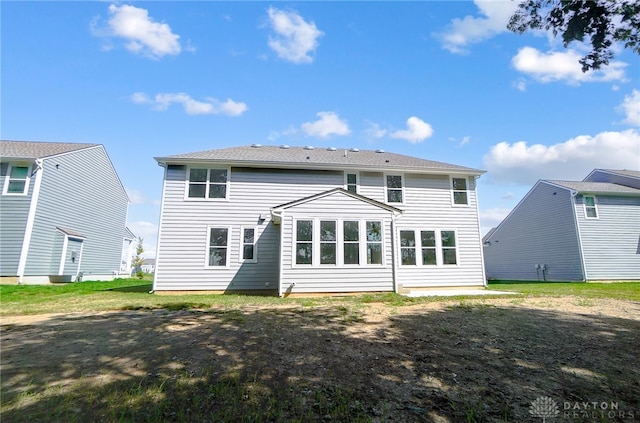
[1,140,99,160]
[546,180,640,195]
[586,169,640,180]
[270,188,402,223]
[155,145,484,175]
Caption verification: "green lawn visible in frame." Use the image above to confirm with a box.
[1,278,638,316]
[488,280,640,301]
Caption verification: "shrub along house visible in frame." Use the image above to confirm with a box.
[0,140,130,283]
[483,169,640,282]
[153,145,486,296]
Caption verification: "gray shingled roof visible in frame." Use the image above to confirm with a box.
[0,140,99,159]
[155,145,484,174]
[597,169,640,179]
[546,180,640,195]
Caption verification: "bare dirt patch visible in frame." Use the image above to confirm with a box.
[2,296,639,422]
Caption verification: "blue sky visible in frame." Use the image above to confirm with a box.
[3,1,639,257]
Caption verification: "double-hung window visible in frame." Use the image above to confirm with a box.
[400,230,417,265]
[366,221,383,264]
[296,220,313,265]
[207,227,229,267]
[345,173,358,193]
[188,168,228,199]
[343,221,360,265]
[584,195,598,219]
[452,177,469,205]
[320,221,337,265]
[241,227,257,262]
[386,175,403,203]
[441,231,457,265]
[421,231,437,265]
[3,164,30,195]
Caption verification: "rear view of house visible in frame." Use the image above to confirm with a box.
[483,169,640,282]
[0,141,131,283]
[153,145,487,295]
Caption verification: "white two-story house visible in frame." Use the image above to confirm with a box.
[153,145,486,295]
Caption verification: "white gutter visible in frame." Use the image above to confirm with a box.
[17,159,44,283]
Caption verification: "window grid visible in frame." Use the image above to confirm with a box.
[241,227,257,262]
[188,168,228,199]
[452,177,469,205]
[207,227,229,267]
[584,196,598,219]
[386,174,403,203]
[4,164,30,195]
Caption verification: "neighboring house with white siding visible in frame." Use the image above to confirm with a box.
[153,145,486,295]
[483,169,640,282]
[0,141,131,283]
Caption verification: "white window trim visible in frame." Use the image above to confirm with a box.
[205,225,231,269]
[583,195,599,219]
[384,173,405,205]
[292,218,386,268]
[399,230,418,266]
[185,166,231,201]
[3,163,32,196]
[398,228,459,267]
[319,220,338,266]
[344,171,359,194]
[240,226,258,263]
[450,176,470,207]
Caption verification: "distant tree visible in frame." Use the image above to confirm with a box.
[508,0,640,72]
[132,238,144,279]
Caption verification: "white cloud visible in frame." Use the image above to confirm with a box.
[512,47,627,85]
[301,112,350,137]
[126,188,160,206]
[483,129,640,184]
[390,117,434,144]
[618,89,640,127]
[97,4,181,59]
[267,7,323,64]
[480,207,512,234]
[364,121,388,139]
[131,92,247,116]
[437,0,519,54]
[128,220,158,258]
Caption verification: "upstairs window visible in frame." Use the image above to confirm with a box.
[3,164,30,195]
[452,177,469,205]
[584,195,598,219]
[386,174,403,203]
[188,168,228,199]
[345,173,358,193]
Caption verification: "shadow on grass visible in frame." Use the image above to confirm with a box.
[1,304,639,422]
[108,283,153,293]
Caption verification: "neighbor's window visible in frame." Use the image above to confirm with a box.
[400,230,417,265]
[241,227,257,262]
[320,221,337,265]
[366,221,383,264]
[207,227,229,267]
[4,165,30,195]
[441,231,457,265]
[345,173,358,193]
[452,177,468,205]
[421,231,437,265]
[188,168,228,199]
[386,175,403,203]
[584,196,598,219]
[343,221,360,265]
[296,220,313,265]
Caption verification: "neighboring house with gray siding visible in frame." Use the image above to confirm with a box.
[0,141,130,283]
[483,169,640,282]
[153,145,486,295]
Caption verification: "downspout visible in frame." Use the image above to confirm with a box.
[17,159,44,284]
[571,191,588,281]
[271,208,285,297]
